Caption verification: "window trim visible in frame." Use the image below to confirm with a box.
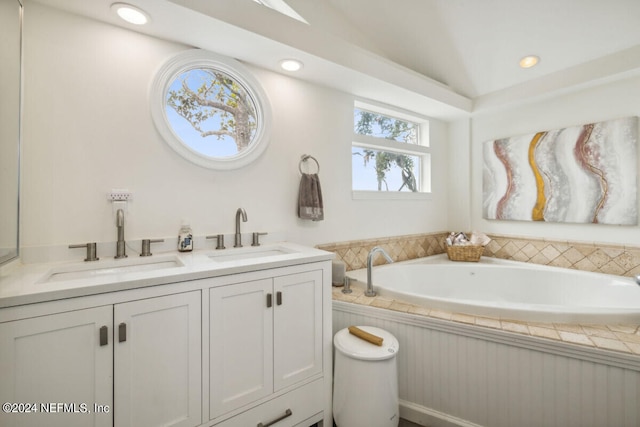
[352,100,431,199]
[150,49,272,170]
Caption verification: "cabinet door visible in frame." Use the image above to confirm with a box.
[273,270,323,391]
[0,306,113,427]
[114,291,201,427]
[210,279,273,418]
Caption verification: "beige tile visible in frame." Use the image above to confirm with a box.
[430,309,453,320]
[582,326,618,339]
[614,332,640,344]
[501,321,529,334]
[528,325,561,340]
[370,298,393,309]
[354,295,374,306]
[574,257,597,272]
[541,245,561,261]
[521,243,539,259]
[587,249,612,268]
[452,313,476,325]
[554,323,584,334]
[613,252,639,271]
[475,316,502,329]
[389,301,411,313]
[529,253,550,265]
[590,336,631,353]
[558,331,593,346]
[574,244,597,256]
[332,292,358,303]
[485,240,502,254]
[550,242,570,253]
[502,241,519,257]
[512,251,531,262]
[625,341,640,355]
[408,305,431,317]
[549,255,573,269]
[562,247,586,265]
[600,246,625,258]
[607,324,639,334]
[599,261,626,276]
[529,239,549,250]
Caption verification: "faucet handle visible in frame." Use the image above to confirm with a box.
[206,234,226,250]
[69,242,99,262]
[140,239,164,257]
[251,232,268,247]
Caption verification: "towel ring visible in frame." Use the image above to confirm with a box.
[299,154,320,174]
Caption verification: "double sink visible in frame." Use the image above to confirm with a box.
[38,245,297,283]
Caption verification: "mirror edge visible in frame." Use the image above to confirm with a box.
[0,0,22,267]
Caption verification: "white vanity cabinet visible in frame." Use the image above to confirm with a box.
[0,305,113,427]
[0,245,333,427]
[0,290,202,427]
[114,291,202,427]
[209,269,324,426]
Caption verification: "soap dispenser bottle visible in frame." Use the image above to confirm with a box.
[178,220,193,252]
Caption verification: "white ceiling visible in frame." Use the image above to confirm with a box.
[35,0,640,119]
[321,0,640,98]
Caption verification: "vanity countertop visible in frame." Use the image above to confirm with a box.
[0,242,333,309]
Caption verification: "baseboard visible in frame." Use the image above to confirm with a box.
[399,400,483,427]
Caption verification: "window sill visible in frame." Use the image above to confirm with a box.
[352,191,433,201]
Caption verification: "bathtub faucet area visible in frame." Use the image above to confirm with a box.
[366,246,393,297]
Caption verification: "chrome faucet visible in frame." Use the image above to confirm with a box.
[234,208,248,248]
[115,208,127,259]
[365,246,393,297]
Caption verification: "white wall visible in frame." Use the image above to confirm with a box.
[20,3,450,260]
[470,74,640,245]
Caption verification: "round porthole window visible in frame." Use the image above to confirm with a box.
[150,49,272,170]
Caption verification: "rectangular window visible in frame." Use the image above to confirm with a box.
[352,102,431,199]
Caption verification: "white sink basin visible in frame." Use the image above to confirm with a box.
[38,255,184,283]
[207,246,296,263]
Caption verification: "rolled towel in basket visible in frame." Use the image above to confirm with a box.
[298,173,324,221]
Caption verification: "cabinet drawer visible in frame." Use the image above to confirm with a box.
[214,379,323,427]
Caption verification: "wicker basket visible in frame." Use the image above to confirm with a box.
[445,244,484,262]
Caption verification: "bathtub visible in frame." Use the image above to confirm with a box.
[346,254,640,323]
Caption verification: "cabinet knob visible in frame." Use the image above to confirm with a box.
[99,326,108,346]
[118,322,127,342]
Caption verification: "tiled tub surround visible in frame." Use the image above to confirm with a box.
[318,232,640,277]
[325,235,640,425]
[317,232,448,271]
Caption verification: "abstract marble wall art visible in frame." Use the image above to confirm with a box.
[483,116,638,225]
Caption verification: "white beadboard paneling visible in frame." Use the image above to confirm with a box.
[333,302,640,427]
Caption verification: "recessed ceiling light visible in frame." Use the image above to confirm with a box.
[280,59,303,72]
[519,55,540,69]
[111,3,149,25]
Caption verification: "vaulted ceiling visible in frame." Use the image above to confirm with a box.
[37,0,640,118]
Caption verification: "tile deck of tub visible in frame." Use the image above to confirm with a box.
[332,283,640,356]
